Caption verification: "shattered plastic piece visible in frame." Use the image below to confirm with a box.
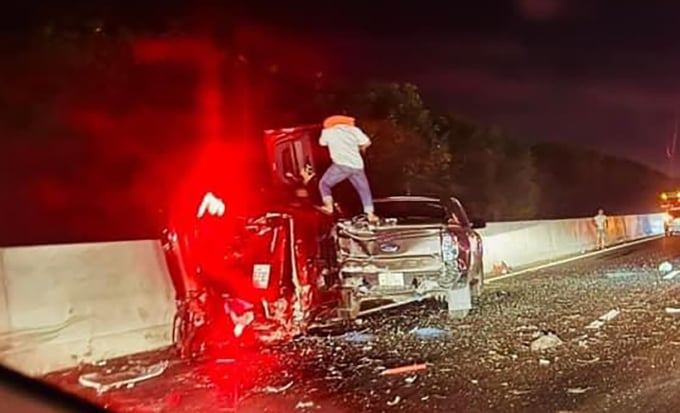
[380,363,428,376]
[530,332,563,352]
[296,401,315,409]
[663,270,680,280]
[567,387,590,394]
[539,359,551,366]
[387,396,401,406]
[405,376,418,384]
[410,327,450,340]
[78,360,169,394]
[586,309,620,329]
[665,307,680,314]
[659,261,673,273]
[342,331,376,343]
[264,380,294,394]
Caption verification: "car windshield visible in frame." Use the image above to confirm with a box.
[374,200,446,224]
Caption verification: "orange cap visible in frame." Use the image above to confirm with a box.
[323,115,355,128]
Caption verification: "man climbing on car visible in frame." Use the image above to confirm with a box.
[316,115,379,223]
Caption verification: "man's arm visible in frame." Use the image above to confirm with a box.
[354,128,371,153]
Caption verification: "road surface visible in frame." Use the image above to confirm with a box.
[44,236,680,412]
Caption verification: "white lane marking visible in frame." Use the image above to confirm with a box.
[586,309,620,329]
[486,235,664,284]
[663,270,680,280]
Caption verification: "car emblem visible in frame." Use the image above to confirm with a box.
[379,242,400,253]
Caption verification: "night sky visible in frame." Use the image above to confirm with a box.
[7,0,680,174]
[236,0,680,175]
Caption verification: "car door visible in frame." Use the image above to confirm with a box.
[263,125,329,187]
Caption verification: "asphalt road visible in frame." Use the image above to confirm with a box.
[44,236,680,413]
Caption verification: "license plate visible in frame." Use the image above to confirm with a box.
[378,272,405,287]
[252,264,271,289]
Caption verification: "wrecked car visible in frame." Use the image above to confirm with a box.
[335,196,484,319]
[162,123,485,358]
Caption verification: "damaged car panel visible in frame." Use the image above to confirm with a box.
[334,196,484,318]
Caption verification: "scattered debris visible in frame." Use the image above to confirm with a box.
[539,359,551,366]
[659,261,673,273]
[576,357,600,364]
[530,332,563,352]
[410,327,450,340]
[264,380,294,394]
[510,389,531,395]
[586,309,620,329]
[405,376,418,384]
[567,387,590,394]
[492,261,512,275]
[380,363,428,376]
[606,271,637,278]
[342,331,376,343]
[78,360,169,394]
[665,307,680,315]
[296,401,315,409]
[387,396,401,406]
[663,270,680,280]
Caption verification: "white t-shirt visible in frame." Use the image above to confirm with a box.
[319,124,370,169]
[594,214,607,230]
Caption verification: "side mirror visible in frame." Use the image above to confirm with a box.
[471,219,486,229]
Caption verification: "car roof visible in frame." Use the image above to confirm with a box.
[374,196,441,203]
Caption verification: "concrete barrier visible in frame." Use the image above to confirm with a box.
[478,213,665,276]
[0,213,664,376]
[0,240,175,376]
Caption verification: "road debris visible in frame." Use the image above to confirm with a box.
[566,387,590,394]
[342,331,376,343]
[264,380,294,394]
[659,261,673,273]
[405,375,418,384]
[296,401,315,409]
[410,326,450,340]
[663,270,680,280]
[539,359,551,366]
[387,396,401,406]
[665,307,680,314]
[380,363,428,376]
[530,332,563,352]
[586,309,620,329]
[78,360,169,394]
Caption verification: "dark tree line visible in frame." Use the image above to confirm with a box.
[0,23,675,245]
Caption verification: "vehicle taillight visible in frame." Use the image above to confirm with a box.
[441,233,459,262]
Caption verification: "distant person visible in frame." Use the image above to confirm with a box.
[317,115,378,223]
[593,208,608,249]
